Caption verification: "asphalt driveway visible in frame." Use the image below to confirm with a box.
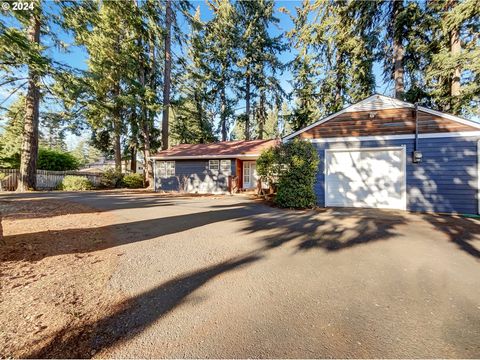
[4,191,480,358]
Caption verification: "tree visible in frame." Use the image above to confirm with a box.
[282,0,321,131]
[0,96,25,168]
[425,0,479,116]
[205,0,238,141]
[236,0,285,140]
[173,6,216,144]
[161,0,172,150]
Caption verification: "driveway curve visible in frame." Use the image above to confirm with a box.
[6,190,480,358]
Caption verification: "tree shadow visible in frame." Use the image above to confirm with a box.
[422,213,480,259]
[238,207,408,252]
[26,253,262,358]
[0,192,180,219]
[1,203,267,262]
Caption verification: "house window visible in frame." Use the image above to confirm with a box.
[220,160,231,173]
[158,161,175,178]
[209,160,219,171]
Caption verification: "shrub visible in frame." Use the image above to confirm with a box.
[38,148,80,171]
[257,139,319,209]
[122,173,144,188]
[100,168,124,188]
[59,176,93,191]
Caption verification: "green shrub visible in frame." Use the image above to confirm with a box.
[257,139,319,209]
[100,168,124,188]
[59,176,93,191]
[38,148,80,171]
[122,173,144,188]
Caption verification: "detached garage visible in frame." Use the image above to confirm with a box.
[285,95,480,214]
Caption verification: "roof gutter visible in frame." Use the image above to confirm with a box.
[148,154,261,160]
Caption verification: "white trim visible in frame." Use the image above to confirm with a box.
[283,94,480,141]
[324,146,407,211]
[478,140,480,214]
[418,106,480,129]
[149,154,260,160]
[345,95,414,112]
[308,131,480,144]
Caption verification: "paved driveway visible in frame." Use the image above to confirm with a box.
[6,191,480,358]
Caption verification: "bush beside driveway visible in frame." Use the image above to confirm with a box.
[1,190,480,358]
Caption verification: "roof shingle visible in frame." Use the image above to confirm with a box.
[150,139,278,159]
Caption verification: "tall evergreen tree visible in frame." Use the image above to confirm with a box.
[283,0,321,131]
[426,0,479,116]
[236,0,284,140]
[205,0,238,141]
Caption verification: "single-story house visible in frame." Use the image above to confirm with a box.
[150,139,277,194]
[284,94,480,214]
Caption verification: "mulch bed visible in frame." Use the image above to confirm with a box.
[0,198,123,358]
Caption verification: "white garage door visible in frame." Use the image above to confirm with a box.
[325,147,406,210]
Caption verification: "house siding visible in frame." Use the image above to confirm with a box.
[154,159,236,194]
[313,136,479,214]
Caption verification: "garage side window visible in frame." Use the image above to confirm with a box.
[209,160,219,171]
[158,161,175,178]
[220,160,231,174]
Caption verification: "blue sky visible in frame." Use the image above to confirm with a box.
[1,0,393,149]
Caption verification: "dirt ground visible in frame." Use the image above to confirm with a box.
[0,198,122,358]
[1,191,480,358]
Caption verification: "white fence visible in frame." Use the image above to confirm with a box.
[0,169,102,191]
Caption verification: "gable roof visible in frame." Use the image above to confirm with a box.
[283,94,480,141]
[150,139,278,160]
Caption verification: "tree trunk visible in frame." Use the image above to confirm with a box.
[18,12,40,192]
[244,71,251,140]
[220,85,227,141]
[392,0,405,99]
[161,0,172,150]
[257,92,266,140]
[130,147,137,172]
[112,81,122,172]
[194,90,205,143]
[450,27,461,97]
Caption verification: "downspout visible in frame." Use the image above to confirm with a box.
[413,103,422,163]
[415,103,419,152]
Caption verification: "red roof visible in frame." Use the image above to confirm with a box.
[151,139,278,159]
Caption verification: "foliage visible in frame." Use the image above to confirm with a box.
[99,168,124,189]
[257,139,319,209]
[58,176,93,191]
[37,149,80,171]
[122,173,144,188]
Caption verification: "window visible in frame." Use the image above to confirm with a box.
[220,160,231,173]
[158,161,175,178]
[209,160,219,171]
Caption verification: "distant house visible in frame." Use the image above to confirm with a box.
[285,94,480,214]
[150,139,277,194]
[79,158,144,174]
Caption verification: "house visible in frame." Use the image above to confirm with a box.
[284,94,480,214]
[150,139,278,194]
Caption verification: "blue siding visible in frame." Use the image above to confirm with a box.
[155,159,235,194]
[313,136,479,214]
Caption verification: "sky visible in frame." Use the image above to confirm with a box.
[0,0,394,150]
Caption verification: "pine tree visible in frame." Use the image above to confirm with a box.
[205,0,238,141]
[236,0,285,140]
[283,0,321,131]
[309,0,379,114]
[426,0,479,116]
[174,6,216,144]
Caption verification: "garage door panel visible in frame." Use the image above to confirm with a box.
[325,148,406,210]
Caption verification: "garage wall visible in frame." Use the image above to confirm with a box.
[313,136,480,214]
[155,159,236,194]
